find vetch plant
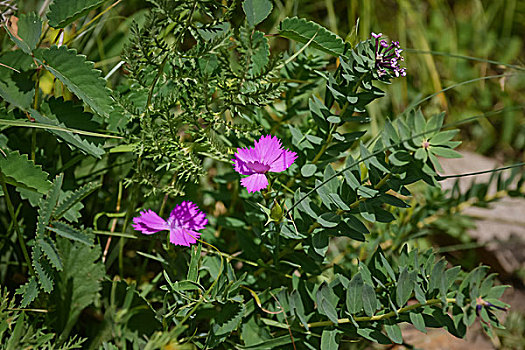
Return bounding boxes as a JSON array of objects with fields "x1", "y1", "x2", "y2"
[{"x1": 0, "y1": 0, "x2": 522, "y2": 349}]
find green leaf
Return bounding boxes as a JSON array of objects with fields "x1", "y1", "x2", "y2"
[
  {"x1": 35, "y1": 46, "x2": 114, "y2": 120},
  {"x1": 396, "y1": 268, "x2": 414, "y2": 307},
  {"x1": 36, "y1": 174, "x2": 63, "y2": 236},
  {"x1": 317, "y1": 283, "x2": 339, "y2": 323},
  {"x1": 54, "y1": 182, "x2": 100, "y2": 220},
  {"x1": 211, "y1": 302, "x2": 245, "y2": 336},
  {"x1": 236, "y1": 335, "x2": 292, "y2": 350},
  {"x1": 16, "y1": 277, "x2": 40, "y2": 308},
  {"x1": 47, "y1": 221, "x2": 93, "y2": 245},
  {"x1": 5, "y1": 12, "x2": 42, "y2": 54},
  {"x1": 48, "y1": 0, "x2": 106, "y2": 28},
  {"x1": 0, "y1": 70, "x2": 34, "y2": 110},
  {"x1": 30, "y1": 109, "x2": 104, "y2": 158},
  {"x1": 243, "y1": 0, "x2": 273, "y2": 27},
  {"x1": 0, "y1": 151, "x2": 51, "y2": 193},
  {"x1": 279, "y1": 17, "x2": 345, "y2": 56},
  {"x1": 289, "y1": 290, "x2": 308, "y2": 329},
  {"x1": 362, "y1": 283, "x2": 377, "y2": 316},
  {"x1": 187, "y1": 243, "x2": 201, "y2": 282},
  {"x1": 347, "y1": 272, "x2": 364, "y2": 314},
  {"x1": 318, "y1": 212, "x2": 340, "y2": 228},
  {"x1": 384, "y1": 321, "x2": 403, "y2": 344},
  {"x1": 38, "y1": 236, "x2": 63, "y2": 271},
  {"x1": 429, "y1": 259, "x2": 446, "y2": 294},
  {"x1": 32, "y1": 247, "x2": 54, "y2": 293},
  {"x1": 50, "y1": 238, "x2": 105, "y2": 336},
  {"x1": 249, "y1": 31, "x2": 270, "y2": 76},
  {"x1": 430, "y1": 130, "x2": 459, "y2": 145},
  {"x1": 410, "y1": 312, "x2": 427, "y2": 333},
  {"x1": 321, "y1": 329, "x2": 340, "y2": 350},
  {"x1": 430, "y1": 146, "x2": 462, "y2": 159},
  {"x1": 301, "y1": 164, "x2": 317, "y2": 177}
]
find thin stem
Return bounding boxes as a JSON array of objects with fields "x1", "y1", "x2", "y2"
[
  {"x1": 437, "y1": 162, "x2": 525, "y2": 180},
  {"x1": 102, "y1": 181, "x2": 123, "y2": 263},
  {"x1": 307, "y1": 298, "x2": 457, "y2": 328},
  {"x1": 0, "y1": 173, "x2": 34, "y2": 275}
]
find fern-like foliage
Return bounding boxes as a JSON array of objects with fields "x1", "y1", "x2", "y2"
[
  {"x1": 16, "y1": 175, "x2": 99, "y2": 305},
  {"x1": 121, "y1": 0, "x2": 282, "y2": 196}
]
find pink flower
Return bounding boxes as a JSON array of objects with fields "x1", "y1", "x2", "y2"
[
  {"x1": 132, "y1": 201, "x2": 207, "y2": 246},
  {"x1": 232, "y1": 135, "x2": 297, "y2": 193}
]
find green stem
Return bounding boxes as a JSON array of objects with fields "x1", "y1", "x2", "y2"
[
  {"x1": 307, "y1": 298, "x2": 457, "y2": 328},
  {"x1": 0, "y1": 173, "x2": 34, "y2": 275}
]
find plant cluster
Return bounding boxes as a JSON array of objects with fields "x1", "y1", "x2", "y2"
[{"x1": 0, "y1": 0, "x2": 522, "y2": 349}]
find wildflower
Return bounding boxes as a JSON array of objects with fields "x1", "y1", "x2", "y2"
[
  {"x1": 232, "y1": 135, "x2": 297, "y2": 193},
  {"x1": 370, "y1": 32, "x2": 406, "y2": 78},
  {"x1": 132, "y1": 201, "x2": 207, "y2": 246}
]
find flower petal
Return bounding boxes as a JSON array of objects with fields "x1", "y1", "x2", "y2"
[
  {"x1": 170, "y1": 228, "x2": 201, "y2": 246},
  {"x1": 240, "y1": 173, "x2": 268, "y2": 193},
  {"x1": 132, "y1": 210, "x2": 169, "y2": 235},
  {"x1": 233, "y1": 156, "x2": 255, "y2": 175},
  {"x1": 233, "y1": 145, "x2": 260, "y2": 175},
  {"x1": 255, "y1": 135, "x2": 283, "y2": 165},
  {"x1": 269, "y1": 149, "x2": 297, "y2": 172},
  {"x1": 169, "y1": 201, "x2": 208, "y2": 231}
]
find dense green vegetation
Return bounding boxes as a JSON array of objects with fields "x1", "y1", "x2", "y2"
[{"x1": 1, "y1": 0, "x2": 524, "y2": 349}]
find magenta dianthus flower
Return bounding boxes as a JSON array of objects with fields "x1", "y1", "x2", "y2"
[
  {"x1": 132, "y1": 201, "x2": 207, "y2": 246},
  {"x1": 232, "y1": 135, "x2": 297, "y2": 193}
]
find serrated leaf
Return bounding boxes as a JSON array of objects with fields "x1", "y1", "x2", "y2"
[
  {"x1": 5, "y1": 12, "x2": 42, "y2": 54},
  {"x1": 54, "y1": 182, "x2": 100, "y2": 220},
  {"x1": 243, "y1": 0, "x2": 273, "y2": 27},
  {"x1": 279, "y1": 17, "x2": 345, "y2": 56},
  {"x1": 249, "y1": 31, "x2": 269, "y2": 76},
  {"x1": 212, "y1": 302, "x2": 245, "y2": 336},
  {"x1": 32, "y1": 247, "x2": 54, "y2": 293},
  {"x1": 47, "y1": 221, "x2": 93, "y2": 245},
  {"x1": 48, "y1": 0, "x2": 105, "y2": 28},
  {"x1": 35, "y1": 46, "x2": 114, "y2": 120},
  {"x1": 36, "y1": 174, "x2": 63, "y2": 236},
  {"x1": 0, "y1": 151, "x2": 51, "y2": 193},
  {"x1": 50, "y1": 237, "x2": 105, "y2": 333},
  {"x1": 16, "y1": 276, "x2": 39, "y2": 308},
  {"x1": 347, "y1": 272, "x2": 364, "y2": 314},
  {"x1": 38, "y1": 237, "x2": 63, "y2": 271}
]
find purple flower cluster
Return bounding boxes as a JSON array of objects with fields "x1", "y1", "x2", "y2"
[{"x1": 371, "y1": 32, "x2": 406, "y2": 78}]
